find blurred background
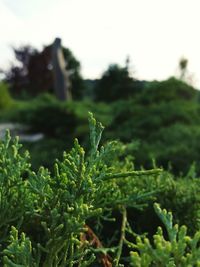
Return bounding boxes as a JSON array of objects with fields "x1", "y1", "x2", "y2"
[{"x1": 0, "y1": 0, "x2": 200, "y2": 175}]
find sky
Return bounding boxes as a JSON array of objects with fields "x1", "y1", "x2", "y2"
[{"x1": 0, "y1": 0, "x2": 200, "y2": 87}]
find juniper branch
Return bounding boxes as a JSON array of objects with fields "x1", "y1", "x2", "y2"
[
  {"x1": 113, "y1": 206, "x2": 127, "y2": 267},
  {"x1": 102, "y1": 168, "x2": 162, "y2": 181}
]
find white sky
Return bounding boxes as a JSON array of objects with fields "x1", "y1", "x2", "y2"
[{"x1": 0, "y1": 0, "x2": 200, "y2": 87}]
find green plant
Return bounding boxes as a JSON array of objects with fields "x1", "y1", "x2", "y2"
[
  {"x1": 0, "y1": 113, "x2": 162, "y2": 266},
  {"x1": 0, "y1": 83, "x2": 13, "y2": 110},
  {"x1": 0, "y1": 131, "x2": 31, "y2": 242},
  {"x1": 2, "y1": 113, "x2": 200, "y2": 266},
  {"x1": 94, "y1": 64, "x2": 141, "y2": 102},
  {"x1": 129, "y1": 204, "x2": 200, "y2": 266}
]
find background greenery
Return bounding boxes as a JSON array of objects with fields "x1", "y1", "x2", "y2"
[
  {"x1": 1, "y1": 45, "x2": 200, "y2": 265},
  {"x1": 1, "y1": 72, "x2": 200, "y2": 175}
]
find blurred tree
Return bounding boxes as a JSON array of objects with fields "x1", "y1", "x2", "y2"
[
  {"x1": 179, "y1": 57, "x2": 188, "y2": 81},
  {"x1": 4, "y1": 45, "x2": 37, "y2": 97},
  {"x1": 137, "y1": 77, "x2": 196, "y2": 105},
  {"x1": 94, "y1": 64, "x2": 143, "y2": 102},
  {"x1": 4, "y1": 44, "x2": 85, "y2": 100}
]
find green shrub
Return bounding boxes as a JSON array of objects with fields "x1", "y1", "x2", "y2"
[
  {"x1": 11, "y1": 94, "x2": 78, "y2": 138},
  {"x1": 129, "y1": 204, "x2": 200, "y2": 267},
  {"x1": 109, "y1": 85, "x2": 200, "y2": 174},
  {"x1": 7, "y1": 95, "x2": 112, "y2": 170},
  {"x1": 4, "y1": 77, "x2": 200, "y2": 176},
  {"x1": 0, "y1": 113, "x2": 162, "y2": 266},
  {"x1": 1, "y1": 113, "x2": 200, "y2": 266},
  {"x1": 138, "y1": 77, "x2": 197, "y2": 104},
  {"x1": 130, "y1": 170, "x2": 200, "y2": 237},
  {"x1": 10, "y1": 94, "x2": 112, "y2": 139},
  {"x1": 94, "y1": 64, "x2": 143, "y2": 102},
  {"x1": 0, "y1": 83, "x2": 13, "y2": 110}
]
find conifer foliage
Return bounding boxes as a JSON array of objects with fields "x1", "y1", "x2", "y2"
[
  {"x1": 0, "y1": 114, "x2": 200, "y2": 266},
  {"x1": 130, "y1": 204, "x2": 200, "y2": 266}
]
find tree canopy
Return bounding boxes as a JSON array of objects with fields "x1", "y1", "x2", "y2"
[
  {"x1": 4, "y1": 44, "x2": 85, "y2": 99},
  {"x1": 94, "y1": 64, "x2": 143, "y2": 102}
]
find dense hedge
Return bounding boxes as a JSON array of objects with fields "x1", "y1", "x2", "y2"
[{"x1": 1, "y1": 77, "x2": 200, "y2": 174}]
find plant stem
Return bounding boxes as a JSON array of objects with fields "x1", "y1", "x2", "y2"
[
  {"x1": 102, "y1": 169, "x2": 162, "y2": 181},
  {"x1": 113, "y1": 206, "x2": 127, "y2": 266},
  {"x1": 69, "y1": 234, "x2": 74, "y2": 267}
]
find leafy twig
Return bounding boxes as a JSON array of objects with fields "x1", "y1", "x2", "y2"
[{"x1": 113, "y1": 206, "x2": 127, "y2": 267}]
